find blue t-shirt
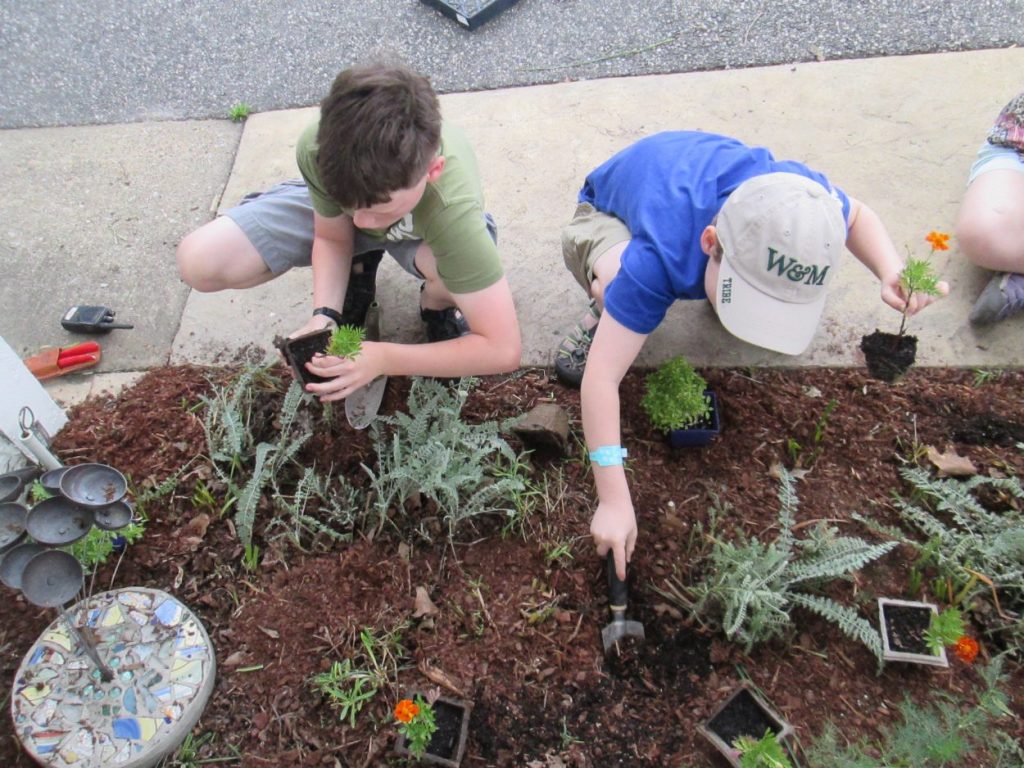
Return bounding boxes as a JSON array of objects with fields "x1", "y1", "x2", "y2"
[{"x1": 579, "y1": 131, "x2": 851, "y2": 334}]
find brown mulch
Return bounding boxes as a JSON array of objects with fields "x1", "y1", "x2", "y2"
[{"x1": 2, "y1": 363, "x2": 1022, "y2": 766}]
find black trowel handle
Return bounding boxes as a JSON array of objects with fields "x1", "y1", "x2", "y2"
[{"x1": 606, "y1": 552, "x2": 628, "y2": 614}]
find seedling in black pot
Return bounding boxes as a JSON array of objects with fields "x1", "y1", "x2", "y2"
[{"x1": 861, "y1": 233, "x2": 947, "y2": 383}]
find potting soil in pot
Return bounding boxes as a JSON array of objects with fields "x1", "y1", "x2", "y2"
[
  {"x1": 860, "y1": 330, "x2": 917, "y2": 383},
  {"x1": 706, "y1": 688, "x2": 781, "y2": 746},
  {"x1": 426, "y1": 699, "x2": 466, "y2": 760},
  {"x1": 883, "y1": 603, "x2": 933, "y2": 654}
]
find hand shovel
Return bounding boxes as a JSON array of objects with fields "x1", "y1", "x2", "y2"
[
  {"x1": 601, "y1": 552, "x2": 645, "y2": 655},
  {"x1": 344, "y1": 301, "x2": 386, "y2": 430}
]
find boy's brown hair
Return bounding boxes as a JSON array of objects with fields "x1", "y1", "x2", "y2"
[{"x1": 317, "y1": 63, "x2": 442, "y2": 210}]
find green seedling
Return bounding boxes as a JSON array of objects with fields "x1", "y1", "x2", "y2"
[
  {"x1": 788, "y1": 398, "x2": 838, "y2": 469},
  {"x1": 896, "y1": 256, "x2": 943, "y2": 338},
  {"x1": 395, "y1": 695, "x2": 437, "y2": 758},
  {"x1": 734, "y1": 729, "x2": 793, "y2": 768},
  {"x1": 972, "y1": 368, "x2": 1002, "y2": 387},
  {"x1": 309, "y1": 626, "x2": 407, "y2": 727},
  {"x1": 641, "y1": 355, "x2": 711, "y2": 431},
  {"x1": 242, "y1": 543, "x2": 260, "y2": 572},
  {"x1": 192, "y1": 480, "x2": 236, "y2": 518},
  {"x1": 325, "y1": 324, "x2": 365, "y2": 359},
  {"x1": 924, "y1": 606, "x2": 965, "y2": 655},
  {"x1": 310, "y1": 659, "x2": 377, "y2": 727},
  {"x1": 228, "y1": 102, "x2": 252, "y2": 122},
  {"x1": 543, "y1": 539, "x2": 574, "y2": 565},
  {"x1": 30, "y1": 481, "x2": 53, "y2": 504},
  {"x1": 66, "y1": 521, "x2": 145, "y2": 575},
  {"x1": 560, "y1": 716, "x2": 583, "y2": 749}
]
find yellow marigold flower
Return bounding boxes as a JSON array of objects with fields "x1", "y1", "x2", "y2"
[
  {"x1": 953, "y1": 635, "x2": 979, "y2": 664},
  {"x1": 925, "y1": 231, "x2": 951, "y2": 251},
  {"x1": 394, "y1": 698, "x2": 420, "y2": 724}
]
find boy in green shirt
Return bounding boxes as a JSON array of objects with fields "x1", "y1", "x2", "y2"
[{"x1": 176, "y1": 63, "x2": 521, "y2": 400}]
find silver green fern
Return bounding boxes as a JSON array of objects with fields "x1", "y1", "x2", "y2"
[
  {"x1": 362, "y1": 377, "x2": 528, "y2": 539},
  {"x1": 664, "y1": 469, "x2": 896, "y2": 658},
  {"x1": 856, "y1": 467, "x2": 1024, "y2": 590}
]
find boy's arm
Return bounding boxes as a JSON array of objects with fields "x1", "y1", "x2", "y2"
[
  {"x1": 845, "y1": 197, "x2": 949, "y2": 314},
  {"x1": 581, "y1": 313, "x2": 648, "y2": 581},
  {"x1": 305, "y1": 276, "x2": 522, "y2": 398},
  {"x1": 291, "y1": 212, "x2": 357, "y2": 337}
]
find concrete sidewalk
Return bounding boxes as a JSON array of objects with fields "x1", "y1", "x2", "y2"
[{"x1": 1, "y1": 48, "x2": 1022, "y2": 407}]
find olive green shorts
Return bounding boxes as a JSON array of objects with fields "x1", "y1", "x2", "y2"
[{"x1": 561, "y1": 202, "x2": 631, "y2": 293}]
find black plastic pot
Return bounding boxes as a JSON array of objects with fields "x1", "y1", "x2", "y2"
[
  {"x1": 878, "y1": 598, "x2": 948, "y2": 667},
  {"x1": 697, "y1": 683, "x2": 793, "y2": 768},
  {"x1": 278, "y1": 329, "x2": 333, "y2": 386},
  {"x1": 668, "y1": 391, "x2": 721, "y2": 448},
  {"x1": 860, "y1": 330, "x2": 917, "y2": 383},
  {"x1": 394, "y1": 695, "x2": 472, "y2": 767}
]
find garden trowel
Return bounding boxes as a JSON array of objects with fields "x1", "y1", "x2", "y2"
[
  {"x1": 601, "y1": 552, "x2": 645, "y2": 655},
  {"x1": 345, "y1": 301, "x2": 386, "y2": 430}
]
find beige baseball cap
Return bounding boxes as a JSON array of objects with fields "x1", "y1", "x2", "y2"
[{"x1": 714, "y1": 172, "x2": 846, "y2": 355}]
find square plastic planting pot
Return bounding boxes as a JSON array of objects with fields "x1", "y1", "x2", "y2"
[
  {"x1": 668, "y1": 391, "x2": 721, "y2": 448},
  {"x1": 278, "y1": 329, "x2": 332, "y2": 386},
  {"x1": 697, "y1": 683, "x2": 793, "y2": 768},
  {"x1": 878, "y1": 597, "x2": 948, "y2": 667},
  {"x1": 393, "y1": 695, "x2": 472, "y2": 767}
]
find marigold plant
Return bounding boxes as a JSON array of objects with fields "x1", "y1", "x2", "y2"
[
  {"x1": 925, "y1": 230, "x2": 951, "y2": 251},
  {"x1": 394, "y1": 698, "x2": 419, "y2": 723},
  {"x1": 394, "y1": 695, "x2": 437, "y2": 758},
  {"x1": 954, "y1": 635, "x2": 980, "y2": 664}
]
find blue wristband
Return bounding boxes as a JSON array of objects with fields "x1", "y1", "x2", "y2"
[{"x1": 589, "y1": 445, "x2": 627, "y2": 467}]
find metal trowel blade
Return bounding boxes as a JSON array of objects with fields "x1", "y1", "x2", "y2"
[{"x1": 345, "y1": 375, "x2": 387, "y2": 430}]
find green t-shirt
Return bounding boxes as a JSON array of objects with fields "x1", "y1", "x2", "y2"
[{"x1": 296, "y1": 120, "x2": 503, "y2": 295}]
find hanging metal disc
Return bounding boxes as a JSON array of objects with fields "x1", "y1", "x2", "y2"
[
  {"x1": 26, "y1": 497, "x2": 94, "y2": 546},
  {"x1": 0, "y1": 475, "x2": 23, "y2": 504},
  {"x1": 39, "y1": 466, "x2": 70, "y2": 494},
  {"x1": 93, "y1": 500, "x2": 133, "y2": 531},
  {"x1": 0, "y1": 502, "x2": 28, "y2": 553},
  {"x1": 60, "y1": 464, "x2": 127, "y2": 508},
  {"x1": 0, "y1": 542, "x2": 47, "y2": 589},
  {"x1": 21, "y1": 550, "x2": 83, "y2": 607}
]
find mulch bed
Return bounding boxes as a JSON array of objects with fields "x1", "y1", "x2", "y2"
[{"x1": 2, "y1": 363, "x2": 1022, "y2": 766}]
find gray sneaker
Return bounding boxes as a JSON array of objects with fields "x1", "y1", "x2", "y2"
[{"x1": 969, "y1": 272, "x2": 1024, "y2": 325}]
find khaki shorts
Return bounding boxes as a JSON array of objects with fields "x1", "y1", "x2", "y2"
[{"x1": 561, "y1": 202, "x2": 631, "y2": 293}]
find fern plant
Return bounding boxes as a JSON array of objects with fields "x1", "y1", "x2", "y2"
[
  {"x1": 362, "y1": 377, "x2": 529, "y2": 539},
  {"x1": 641, "y1": 355, "x2": 711, "y2": 431},
  {"x1": 661, "y1": 469, "x2": 897, "y2": 658},
  {"x1": 856, "y1": 467, "x2": 1024, "y2": 609}
]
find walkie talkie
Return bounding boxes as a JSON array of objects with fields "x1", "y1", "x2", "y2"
[{"x1": 61, "y1": 306, "x2": 134, "y2": 333}]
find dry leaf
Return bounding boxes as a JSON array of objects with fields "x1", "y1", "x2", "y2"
[
  {"x1": 413, "y1": 586, "x2": 439, "y2": 618},
  {"x1": 417, "y1": 660, "x2": 465, "y2": 697},
  {"x1": 223, "y1": 650, "x2": 247, "y2": 666},
  {"x1": 926, "y1": 445, "x2": 977, "y2": 477},
  {"x1": 258, "y1": 626, "x2": 280, "y2": 640},
  {"x1": 184, "y1": 512, "x2": 211, "y2": 537}
]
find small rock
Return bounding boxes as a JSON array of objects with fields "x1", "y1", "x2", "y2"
[{"x1": 512, "y1": 403, "x2": 570, "y2": 454}]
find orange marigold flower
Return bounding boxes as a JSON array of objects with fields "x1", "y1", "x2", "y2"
[
  {"x1": 954, "y1": 635, "x2": 980, "y2": 664},
  {"x1": 394, "y1": 699, "x2": 420, "y2": 723},
  {"x1": 925, "y1": 231, "x2": 951, "y2": 251}
]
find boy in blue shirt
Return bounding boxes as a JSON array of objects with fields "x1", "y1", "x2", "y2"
[{"x1": 555, "y1": 131, "x2": 948, "y2": 579}]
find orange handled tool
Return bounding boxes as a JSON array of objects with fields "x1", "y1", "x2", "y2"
[{"x1": 24, "y1": 342, "x2": 102, "y2": 380}]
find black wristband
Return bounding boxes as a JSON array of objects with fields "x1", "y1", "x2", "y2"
[{"x1": 312, "y1": 307, "x2": 344, "y2": 326}]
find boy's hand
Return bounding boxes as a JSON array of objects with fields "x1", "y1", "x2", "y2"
[
  {"x1": 880, "y1": 271, "x2": 950, "y2": 315},
  {"x1": 289, "y1": 314, "x2": 335, "y2": 339},
  {"x1": 590, "y1": 501, "x2": 637, "y2": 582},
  {"x1": 305, "y1": 341, "x2": 387, "y2": 402}
]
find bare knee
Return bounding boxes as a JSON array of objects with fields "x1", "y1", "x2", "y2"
[
  {"x1": 176, "y1": 232, "x2": 219, "y2": 292},
  {"x1": 956, "y1": 206, "x2": 1020, "y2": 271}
]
